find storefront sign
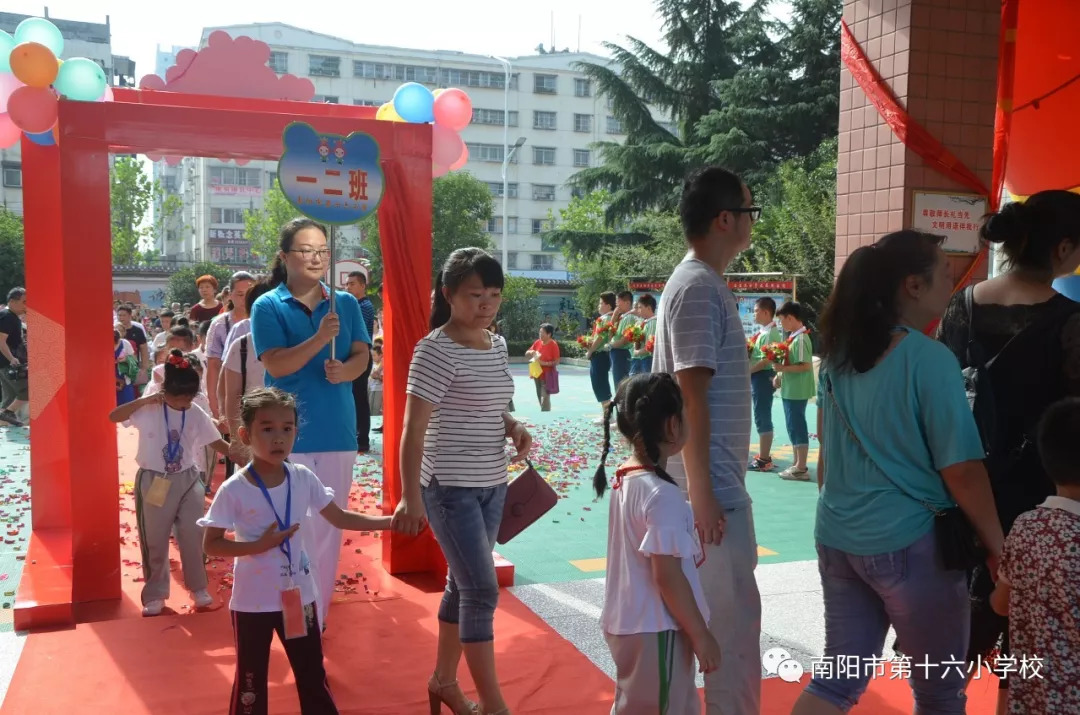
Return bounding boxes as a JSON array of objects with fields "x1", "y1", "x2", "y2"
[
  {"x1": 209, "y1": 184, "x2": 263, "y2": 197},
  {"x1": 911, "y1": 191, "x2": 987, "y2": 253},
  {"x1": 208, "y1": 228, "x2": 251, "y2": 244}
]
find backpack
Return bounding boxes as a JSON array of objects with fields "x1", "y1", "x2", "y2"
[{"x1": 962, "y1": 286, "x2": 1079, "y2": 460}]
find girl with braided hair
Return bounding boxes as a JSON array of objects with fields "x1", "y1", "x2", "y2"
[{"x1": 594, "y1": 372, "x2": 720, "y2": 714}]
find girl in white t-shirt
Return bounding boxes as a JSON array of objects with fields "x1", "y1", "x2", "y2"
[
  {"x1": 108, "y1": 350, "x2": 235, "y2": 616},
  {"x1": 199, "y1": 386, "x2": 396, "y2": 715},
  {"x1": 593, "y1": 372, "x2": 720, "y2": 714}
]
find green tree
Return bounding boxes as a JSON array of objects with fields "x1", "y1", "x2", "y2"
[
  {"x1": 0, "y1": 209, "x2": 25, "y2": 299},
  {"x1": 573, "y1": 0, "x2": 840, "y2": 223},
  {"x1": 164, "y1": 262, "x2": 234, "y2": 307},
  {"x1": 110, "y1": 156, "x2": 153, "y2": 265},
  {"x1": 244, "y1": 179, "x2": 301, "y2": 262},
  {"x1": 362, "y1": 172, "x2": 494, "y2": 283},
  {"x1": 738, "y1": 137, "x2": 837, "y2": 318},
  {"x1": 499, "y1": 275, "x2": 542, "y2": 342}
]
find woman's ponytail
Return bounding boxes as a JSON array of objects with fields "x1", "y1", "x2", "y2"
[
  {"x1": 592, "y1": 402, "x2": 616, "y2": 498},
  {"x1": 268, "y1": 255, "x2": 288, "y2": 287},
  {"x1": 429, "y1": 270, "x2": 451, "y2": 330}
]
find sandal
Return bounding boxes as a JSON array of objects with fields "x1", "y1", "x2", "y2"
[{"x1": 427, "y1": 672, "x2": 478, "y2": 715}]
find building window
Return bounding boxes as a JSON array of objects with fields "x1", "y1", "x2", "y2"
[
  {"x1": 353, "y1": 61, "x2": 439, "y2": 84},
  {"x1": 485, "y1": 217, "x2": 519, "y2": 234},
  {"x1": 269, "y1": 51, "x2": 288, "y2": 74},
  {"x1": 352, "y1": 99, "x2": 381, "y2": 106},
  {"x1": 209, "y1": 167, "x2": 262, "y2": 186},
  {"x1": 540, "y1": 236, "x2": 561, "y2": 252},
  {"x1": 308, "y1": 55, "x2": 340, "y2": 77},
  {"x1": 473, "y1": 108, "x2": 519, "y2": 127},
  {"x1": 487, "y1": 181, "x2": 518, "y2": 198},
  {"x1": 210, "y1": 208, "x2": 245, "y2": 224},
  {"x1": 162, "y1": 175, "x2": 177, "y2": 191},
  {"x1": 531, "y1": 254, "x2": 555, "y2": 271},
  {"x1": 606, "y1": 116, "x2": 624, "y2": 134},
  {"x1": 1, "y1": 162, "x2": 21, "y2": 188},
  {"x1": 532, "y1": 184, "x2": 556, "y2": 201},
  {"x1": 440, "y1": 68, "x2": 518, "y2": 90},
  {"x1": 466, "y1": 143, "x2": 506, "y2": 163},
  {"x1": 572, "y1": 149, "x2": 591, "y2": 167},
  {"x1": 166, "y1": 229, "x2": 178, "y2": 242},
  {"x1": 506, "y1": 252, "x2": 518, "y2": 270},
  {"x1": 532, "y1": 146, "x2": 556, "y2": 165},
  {"x1": 313, "y1": 95, "x2": 339, "y2": 104},
  {"x1": 531, "y1": 218, "x2": 552, "y2": 234},
  {"x1": 574, "y1": 78, "x2": 591, "y2": 97},
  {"x1": 533, "y1": 74, "x2": 557, "y2": 94},
  {"x1": 533, "y1": 111, "x2": 556, "y2": 130},
  {"x1": 570, "y1": 186, "x2": 586, "y2": 199},
  {"x1": 573, "y1": 114, "x2": 592, "y2": 132}
]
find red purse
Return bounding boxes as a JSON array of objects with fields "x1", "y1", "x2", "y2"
[{"x1": 497, "y1": 460, "x2": 558, "y2": 544}]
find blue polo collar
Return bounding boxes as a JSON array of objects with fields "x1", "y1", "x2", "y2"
[{"x1": 273, "y1": 281, "x2": 331, "y2": 306}]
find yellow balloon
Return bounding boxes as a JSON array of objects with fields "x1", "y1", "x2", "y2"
[
  {"x1": 376, "y1": 102, "x2": 405, "y2": 122},
  {"x1": 433, "y1": 88, "x2": 445, "y2": 98}
]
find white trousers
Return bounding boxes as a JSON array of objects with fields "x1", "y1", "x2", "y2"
[
  {"x1": 290, "y1": 451, "x2": 356, "y2": 626},
  {"x1": 699, "y1": 506, "x2": 762, "y2": 715}
]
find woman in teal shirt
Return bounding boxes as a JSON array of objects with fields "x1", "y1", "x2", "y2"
[{"x1": 791, "y1": 231, "x2": 1004, "y2": 715}]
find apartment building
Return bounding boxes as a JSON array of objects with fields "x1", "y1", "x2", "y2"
[
  {"x1": 154, "y1": 22, "x2": 668, "y2": 278},
  {"x1": 0, "y1": 11, "x2": 135, "y2": 216}
]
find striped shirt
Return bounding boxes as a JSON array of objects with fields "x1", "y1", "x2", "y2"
[
  {"x1": 653, "y1": 258, "x2": 752, "y2": 509},
  {"x1": 357, "y1": 296, "x2": 375, "y2": 342},
  {"x1": 406, "y1": 328, "x2": 514, "y2": 488}
]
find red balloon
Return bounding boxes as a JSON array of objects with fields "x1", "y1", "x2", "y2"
[
  {"x1": 1007, "y1": 0, "x2": 1080, "y2": 195},
  {"x1": 0, "y1": 114, "x2": 20, "y2": 149},
  {"x1": 6, "y1": 85, "x2": 57, "y2": 134},
  {"x1": 433, "y1": 88, "x2": 473, "y2": 132},
  {"x1": 450, "y1": 144, "x2": 469, "y2": 171},
  {"x1": 432, "y1": 124, "x2": 465, "y2": 168}
]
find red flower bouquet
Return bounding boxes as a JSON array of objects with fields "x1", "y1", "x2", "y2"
[
  {"x1": 747, "y1": 336, "x2": 757, "y2": 358},
  {"x1": 623, "y1": 323, "x2": 646, "y2": 346},
  {"x1": 645, "y1": 336, "x2": 655, "y2": 354},
  {"x1": 592, "y1": 317, "x2": 616, "y2": 338},
  {"x1": 762, "y1": 342, "x2": 790, "y2": 364},
  {"x1": 576, "y1": 334, "x2": 591, "y2": 348}
]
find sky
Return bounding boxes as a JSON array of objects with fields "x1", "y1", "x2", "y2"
[{"x1": 6, "y1": 0, "x2": 676, "y2": 80}]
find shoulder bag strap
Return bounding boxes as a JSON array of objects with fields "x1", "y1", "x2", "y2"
[
  {"x1": 239, "y1": 335, "x2": 248, "y2": 394},
  {"x1": 824, "y1": 373, "x2": 945, "y2": 516}
]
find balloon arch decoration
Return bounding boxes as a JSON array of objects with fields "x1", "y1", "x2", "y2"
[{"x1": 3, "y1": 22, "x2": 461, "y2": 630}]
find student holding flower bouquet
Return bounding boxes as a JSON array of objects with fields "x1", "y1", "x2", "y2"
[
  {"x1": 770, "y1": 301, "x2": 814, "y2": 480},
  {"x1": 608, "y1": 291, "x2": 639, "y2": 387},
  {"x1": 629, "y1": 294, "x2": 657, "y2": 375},
  {"x1": 748, "y1": 297, "x2": 783, "y2": 472},
  {"x1": 585, "y1": 292, "x2": 619, "y2": 422}
]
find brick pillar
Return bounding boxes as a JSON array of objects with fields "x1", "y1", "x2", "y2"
[{"x1": 835, "y1": 0, "x2": 1000, "y2": 279}]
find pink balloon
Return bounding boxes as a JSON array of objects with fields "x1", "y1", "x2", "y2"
[
  {"x1": 96, "y1": 85, "x2": 114, "y2": 102},
  {"x1": 235, "y1": 158, "x2": 251, "y2": 166},
  {"x1": 433, "y1": 88, "x2": 473, "y2": 132},
  {"x1": 432, "y1": 124, "x2": 465, "y2": 168},
  {"x1": 7, "y1": 85, "x2": 57, "y2": 134},
  {"x1": 165, "y1": 155, "x2": 183, "y2": 166},
  {"x1": 449, "y1": 143, "x2": 469, "y2": 171},
  {"x1": 432, "y1": 163, "x2": 450, "y2": 178},
  {"x1": 0, "y1": 114, "x2": 21, "y2": 149},
  {"x1": 0, "y1": 74, "x2": 24, "y2": 114}
]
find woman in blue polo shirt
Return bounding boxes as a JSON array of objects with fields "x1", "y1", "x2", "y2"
[{"x1": 250, "y1": 217, "x2": 371, "y2": 627}]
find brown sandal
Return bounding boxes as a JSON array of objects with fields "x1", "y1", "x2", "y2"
[{"x1": 427, "y1": 672, "x2": 478, "y2": 715}]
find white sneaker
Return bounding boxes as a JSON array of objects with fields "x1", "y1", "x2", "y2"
[
  {"x1": 192, "y1": 589, "x2": 214, "y2": 609},
  {"x1": 142, "y1": 599, "x2": 165, "y2": 617}
]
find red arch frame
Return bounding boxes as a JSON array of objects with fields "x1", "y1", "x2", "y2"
[{"x1": 15, "y1": 89, "x2": 440, "y2": 629}]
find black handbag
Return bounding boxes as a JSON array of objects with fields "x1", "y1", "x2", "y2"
[{"x1": 824, "y1": 373, "x2": 984, "y2": 571}]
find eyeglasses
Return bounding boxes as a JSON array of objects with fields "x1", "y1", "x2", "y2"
[
  {"x1": 288, "y1": 248, "x2": 331, "y2": 261},
  {"x1": 721, "y1": 206, "x2": 762, "y2": 222}
]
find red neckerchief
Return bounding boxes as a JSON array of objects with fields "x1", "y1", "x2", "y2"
[
  {"x1": 612, "y1": 464, "x2": 652, "y2": 490},
  {"x1": 784, "y1": 327, "x2": 810, "y2": 346}
]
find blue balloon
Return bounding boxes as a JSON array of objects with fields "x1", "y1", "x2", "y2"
[
  {"x1": 392, "y1": 82, "x2": 435, "y2": 124},
  {"x1": 13, "y1": 18, "x2": 63, "y2": 57},
  {"x1": 0, "y1": 31, "x2": 14, "y2": 73},
  {"x1": 26, "y1": 129, "x2": 54, "y2": 146}
]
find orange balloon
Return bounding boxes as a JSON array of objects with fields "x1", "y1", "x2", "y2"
[
  {"x1": 52, "y1": 123, "x2": 60, "y2": 145},
  {"x1": 9, "y1": 42, "x2": 59, "y2": 88}
]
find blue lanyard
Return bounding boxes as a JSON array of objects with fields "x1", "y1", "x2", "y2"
[
  {"x1": 163, "y1": 404, "x2": 186, "y2": 464},
  {"x1": 247, "y1": 463, "x2": 292, "y2": 569}
]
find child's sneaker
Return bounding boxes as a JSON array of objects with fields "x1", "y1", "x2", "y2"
[
  {"x1": 748, "y1": 456, "x2": 774, "y2": 472},
  {"x1": 192, "y1": 589, "x2": 214, "y2": 609},
  {"x1": 779, "y1": 466, "x2": 810, "y2": 481},
  {"x1": 142, "y1": 599, "x2": 165, "y2": 617}
]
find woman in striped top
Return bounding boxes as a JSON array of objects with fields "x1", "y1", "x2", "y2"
[{"x1": 396, "y1": 248, "x2": 533, "y2": 715}]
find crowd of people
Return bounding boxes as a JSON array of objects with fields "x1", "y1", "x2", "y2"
[{"x1": 4, "y1": 162, "x2": 1077, "y2": 714}]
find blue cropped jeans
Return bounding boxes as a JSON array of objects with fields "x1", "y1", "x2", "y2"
[{"x1": 422, "y1": 477, "x2": 508, "y2": 643}]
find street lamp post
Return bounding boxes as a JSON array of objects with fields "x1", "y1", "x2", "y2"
[{"x1": 491, "y1": 55, "x2": 514, "y2": 269}]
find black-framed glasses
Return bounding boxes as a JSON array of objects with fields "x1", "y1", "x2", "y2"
[
  {"x1": 288, "y1": 248, "x2": 331, "y2": 260},
  {"x1": 721, "y1": 206, "x2": 762, "y2": 222}
]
